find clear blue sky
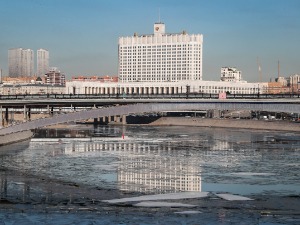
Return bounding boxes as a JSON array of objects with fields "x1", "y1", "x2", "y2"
[{"x1": 0, "y1": 0, "x2": 299, "y2": 82}]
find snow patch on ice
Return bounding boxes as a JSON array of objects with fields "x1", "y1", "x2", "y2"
[
  {"x1": 174, "y1": 210, "x2": 202, "y2": 214},
  {"x1": 103, "y1": 191, "x2": 209, "y2": 204},
  {"x1": 215, "y1": 193, "x2": 253, "y2": 201},
  {"x1": 133, "y1": 201, "x2": 197, "y2": 208}
]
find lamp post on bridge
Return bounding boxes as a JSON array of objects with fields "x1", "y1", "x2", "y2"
[{"x1": 186, "y1": 85, "x2": 190, "y2": 99}]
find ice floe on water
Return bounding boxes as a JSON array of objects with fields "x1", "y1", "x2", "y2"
[
  {"x1": 174, "y1": 211, "x2": 202, "y2": 214},
  {"x1": 231, "y1": 172, "x2": 275, "y2": 176},
  {"x1": 103, "y1": 191, "x2": 254, "y2": 205},
  {"x1": 215, "y1": 193, "x2": 253, "y2": 201},
  {"x1": 133, "y1": 201, "x2": 197, "y2": 208},
  {"x1": 103, "y1": 191, "x2": 209, "y2": 204}
]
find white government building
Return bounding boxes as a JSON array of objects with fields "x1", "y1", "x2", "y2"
[
  {"x1": 119, "y1": 22, "x2": 203, "y2": 82},
  {"x1": 66, "y1": 22, "x2": 267, "y2": 95}
]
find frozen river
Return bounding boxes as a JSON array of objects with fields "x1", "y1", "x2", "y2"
[{"x1": 0, "y1": 124, "x2": 299, "y2": 224}]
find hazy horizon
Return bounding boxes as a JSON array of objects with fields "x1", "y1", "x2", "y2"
[{"x1": 0, "y1": 0, "x2": 299, "y2": 82}]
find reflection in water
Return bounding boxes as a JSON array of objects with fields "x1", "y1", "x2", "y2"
[
  {"x1": 0, "y1": 125, "x2": 299, "y2": 198},
  {"x1": 0, "y1": 140, "x2": 32, "y2": 202},
  {"x1": 0, "y1": 139, "x2": 30, "y2": 156},
  {"x1": 63, "y1": 141, "x2": 201, "y2": 193}
]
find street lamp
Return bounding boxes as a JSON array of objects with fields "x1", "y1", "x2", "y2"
[{"x1": 186, "y1": 85, "x2": 190, "y2": 99}]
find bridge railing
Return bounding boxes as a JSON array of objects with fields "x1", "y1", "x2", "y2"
[{"x1": 0, "y1": 93, "x2": 300, "y2": 100}]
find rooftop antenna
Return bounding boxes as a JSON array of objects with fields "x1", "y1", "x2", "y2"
[
  {"x1": 278, "y1": 60, "x2": 280, "y2": 78},
  {"x1": 257, "y1": 57, "x2": 262, "y2": 82},
  {"x1": 158, "y1": 8, "x2": 161, "y2": 23}
]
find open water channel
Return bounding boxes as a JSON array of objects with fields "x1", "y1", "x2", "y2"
[{"x1": 0, "y1": 124, "x2": 299, "y2": 224}]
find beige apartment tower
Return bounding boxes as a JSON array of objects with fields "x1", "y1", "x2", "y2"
[
  {"x1": 8, "y1": 48, "x2": 34, "y2": 77},
  {"x1": 37, "y1": 49, "x2": 49, "y2": 77}
]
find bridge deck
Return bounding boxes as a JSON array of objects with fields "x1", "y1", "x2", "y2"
[{"x1": 0, "y1": 101, "x2": 300, "y2": 135}]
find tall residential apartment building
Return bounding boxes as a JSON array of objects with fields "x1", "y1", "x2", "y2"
[
  {"x1": 37, "y1": 49, "x2": 49, "y2": 77},
  {"x1": 8, "y1": 48, "x2": 34, "y2": 77},
  {"x1": 118, "y1": 22, "x2": 203, "y2": 82}
]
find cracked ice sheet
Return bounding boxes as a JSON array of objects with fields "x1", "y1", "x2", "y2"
[
  {"x1": 133, "y1": 201, "x2": 197, "y2": 208},
  {"x1": 103, "y1": 191, "x2": 209, "y2": 204},
  {"x1": 215, "y1": 193, "x2": 253, "y2": 201},
  {"x1": 174, "y1": 211, "x2": 202, "y2": 214}
]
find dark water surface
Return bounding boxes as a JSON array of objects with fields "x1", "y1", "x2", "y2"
[{"x1": 0, "y1": 124, "x2": 299, "y2": 224}]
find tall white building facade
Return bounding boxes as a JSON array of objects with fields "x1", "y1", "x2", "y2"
[
  {"x1": 37, "y1": 49, "x2": 49, "y2": 77},
  {"x1": 118, "y1": 22, "x2": 203, "y2": 82},
  {"x1": 8, "y1": 48, "x2": 34, "y2": 77}
]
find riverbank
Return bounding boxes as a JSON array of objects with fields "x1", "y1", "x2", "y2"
[
  {"x1": 0, "y1": 130, "x2": 33, "y2": 146},
  {"x1": 149, "y1": 117, "x2": 300, "y2": 132}
]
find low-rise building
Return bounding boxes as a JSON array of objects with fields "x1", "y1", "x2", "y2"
[
  {"x1": 66, "y1": 79, "x2": 267, "y2": 95},
  {"x1": 220, "y1": 67, "x2": 242, "y2": 82},
  {"x1": 0, "y1": 83, "x2": 65, "y2": 95},
  {"x1": 288, "y1": 74, "x2": 300, "y2": 93},
  {"x1": 45, "y1": 67, "x2": 65, "y2": 86}
]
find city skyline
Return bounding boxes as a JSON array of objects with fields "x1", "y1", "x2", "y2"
[
  {"x1": 8, "y1": 48, "x2": 49, "y2": 77},
  {"x1": 0, "y1": 0, "x2": 299, "y2": 82}
]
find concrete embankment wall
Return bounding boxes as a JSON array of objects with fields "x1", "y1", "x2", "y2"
[
  {"x1": 0, "y1": 130, "x2": 33, "y2": 146},
  {"x1": 150, "y1": 117, "x2": 300, "y2": 132}
]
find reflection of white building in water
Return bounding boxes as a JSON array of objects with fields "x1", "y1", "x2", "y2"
[{"x1": 63, "y1": 140, "x2": 201, "y2": 193}]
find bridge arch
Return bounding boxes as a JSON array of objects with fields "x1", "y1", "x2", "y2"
[{"x1": 0, "y1": 101, "x2": 299, "y2": 135}]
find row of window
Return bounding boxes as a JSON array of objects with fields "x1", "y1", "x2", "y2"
[
  {"x1": 120, "y1": 49, "x2": 201, "y2": 53},
  {"x1": 120, "y1": 61, "x2": 201, "y2": 65},
  {"x1": 119, "y1": 54, "x2": 201, "y2": 60},
  {"x1": 200, "y1": 86, "x2": 257, "y2": 91},
  {"x1": 120, "y1": 44, "x2": 201, "y2": 48}
]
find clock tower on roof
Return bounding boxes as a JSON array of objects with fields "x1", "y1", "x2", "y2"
[{"x1": 154, "y1": 22, "x2": 165, "y2": 36}]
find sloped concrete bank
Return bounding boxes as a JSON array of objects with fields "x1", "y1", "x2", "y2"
[
  {"x1": 150, "y1": 117, "x2": 300, "y2": 132},
  {"x1": 0, "y1": 130, "x2": 33, "y2": 146}
]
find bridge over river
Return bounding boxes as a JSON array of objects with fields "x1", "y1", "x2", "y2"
[{"x1": 0, "y1": 98, "x2": 300, "y2": 135}]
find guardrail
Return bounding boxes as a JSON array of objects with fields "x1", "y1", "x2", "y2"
[{"x1": 0, "y1": 93, "x2": 300, "y2": 100}]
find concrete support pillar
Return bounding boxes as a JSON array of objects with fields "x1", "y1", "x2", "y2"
[
  {"x1": 99, "y1": 117, "x2": 104, "y2": 124},
  {"x1": 23, "y1": 105, "x2": 27, "y2": 121},
  {"x1": 28, "y1": 107, "x2": 31, "y2": 120},
  {"x1": 104, "y1": 116, "x2": 108, "y2": 123},
  {"x1": 122, "y1": 115, "x2": 127, "y2": 125},
  {"x1": 0, "y1": 106, "x2": 2, "y2": 127},
  {"x1": 5, "y1": 108, "x2": 8, "y2": 125}
]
